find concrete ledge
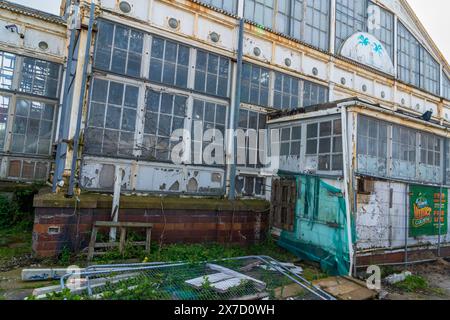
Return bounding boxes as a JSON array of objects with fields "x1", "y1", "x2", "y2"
[{"x1": 34, "y1": 192, "x2": 270, "y2": 211}]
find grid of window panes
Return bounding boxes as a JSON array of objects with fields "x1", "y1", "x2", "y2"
[
  {"x1": 273, "y1": 72, "x2": 300, "y2": 110},
  {"x1": 0, "y1": 95, "x2": 10, "y2": 150},
  {"x1": 279, "y1": 126, "x2": 302, "y2": 157},
  {"x1": 368, "y1": 2, "x2": 394, "y2": 60},
  {"x1": 237, "y1": 108, "x2": 267, "y2": 168},
  {"x1": 398, "y1": 22, "x2": 440, "y2": 96},
  {"x1": 242, "y1": 63, "x2": 328, "y2": 109},
  {"x1": 357, "y1": 116, "x2": 446, "y2": 184},
  {"x1": 303, "y1": 0, "x2": 330, "y2": 51},
  {"x1": 303, "y1": 80, "x2": 328, "y2": 107},
  {"x1": 194, "y1": 50, "x2": 230, "y2": 97},
  {"x1": 198, "y1": 0, "x2": 238, "y2": 14},
  {"x1": 0, "y1": 51, "x2": 15, "y2": 90},
  {"x1": 444, "y1": 74, "x2": 450, "y2": 101},
  {"x1": 397, "y1": 22, "x2": 421, "y2": 88},
  {"x1": 423, "y1": 49, "x2": 440, "y2": 95},
  {"x1": 0, "y1": 51, "x2": 60, "y2": 173},
  {"x1": 191, "y1": 99, "x2": 227, "y2": 165},
  {"x1": 392, "y1": 125, "x2": 416, "y2": 164},
  {"x1": 244, "y1": 0, "x2": 275, "y2": 29},
  {"x1": 336, "y1": 0, "x2": 394, "y2": 60},
  {"x1": 335, "y1": 0, "x2": 367, "y2": 51},
  {"x1": 241, "y1": 63, "x2": 270, "y2": 107},
  {"x1": 280, "y1": 0, "x2": 330, "y2": 51},
  {"x1": 236, "y1": 175, "x2": 265, "y2": 197},
  {"x1": 420, "y1": 133, "x2": 441, "y2": 167},
  {"x1": 94, "y1": 20, "x2": 144, "y2": 77},
  {"x1": 357, "y1": 115, "x2": 388, "y2": 176},
  {"x1": 149, "y1": 37, "x2": 190, "y2": 88},
  {"x1": 19, "y1": 57, "x2": 60, "y2": 98},
  {"x1": 142, "y1": 89, "x2": 187, "y2": 161},
  {"x1": 11, "y1": 99, "x2": 54, "y2": 155},
  {"x1": 306, "y1": 119, "x2": 343, "y2": 171},
  {"x1": 85, "y1": 78, "x2": 139, "y2": 157}
]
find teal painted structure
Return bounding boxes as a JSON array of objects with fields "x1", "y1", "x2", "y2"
[{"x1": 278, "y1": 174, "x2": 356, "y2": 275}]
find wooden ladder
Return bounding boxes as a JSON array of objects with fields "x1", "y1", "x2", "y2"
[{"x1": 87, "y1": 221, "x2": 153, "y2": 261}]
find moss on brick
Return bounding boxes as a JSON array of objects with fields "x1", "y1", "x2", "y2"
[{"x1": 34, "y1": 192, "x2": 270, "y2": 212}]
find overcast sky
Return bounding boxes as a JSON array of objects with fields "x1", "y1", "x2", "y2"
[{"x1": 7, "y1": 0, "x2": 450, "y2": 62}]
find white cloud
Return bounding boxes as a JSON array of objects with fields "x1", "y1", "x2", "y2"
[
  {"x1": 7, "y1": 0, "x2": 61, "y2": 15},
  {"x1": 407, "y1": 0, "x2": 450, "y2": 63}
]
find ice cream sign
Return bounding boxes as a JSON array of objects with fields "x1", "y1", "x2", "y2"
[{"x1": 409, "y1": 185, "x2": 447, "y2": 237}]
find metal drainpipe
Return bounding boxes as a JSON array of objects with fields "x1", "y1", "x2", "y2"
[
  {"x1": 52, "y1": 6, "x2": 79, "y2": 193},
  {"x1": 67, "y1": 2, "x2": 96, "y2": 197},
  {"x1": 228, "y1": 18, "x2": 244, "y2": 200},
  {"x1": 340, "y1": 107, "x2": 354, "y2": 276}
]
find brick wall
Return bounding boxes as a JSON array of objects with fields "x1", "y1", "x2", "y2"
[{"x1": 32, "y1": 193, "x2": 270, "y2": 257}]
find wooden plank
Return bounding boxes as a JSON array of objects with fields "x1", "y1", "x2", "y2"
[
  {"x1": 145, "y1": 228, "x2": 152, "y2": 254},
  {"x1": 119, "y1": 228, "x2": 127, "y2": 254},
  {"x1": 312, "y1": 276, "x2": 377, "y2": 300},
  {"x1": 87, "y1": 227, "x2": 98, "y2": 261},
  {"x1": 94, "y1": 242, "x2": 119, "y2": 248},
  {"x1": 95, "y1": 221, "x2": 153, "y2": 228}
]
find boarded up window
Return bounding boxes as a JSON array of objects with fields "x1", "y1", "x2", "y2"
[{"x1": 271, "y1": 178, "x2": 296, "y2": 231}]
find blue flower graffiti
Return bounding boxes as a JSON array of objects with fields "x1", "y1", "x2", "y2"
[
  {"x1": 358, "y1": 35, "x2": 370, "y2": 46},
  {"x1": 373, "y1": 43, "x2": 383, "y2": 55}
]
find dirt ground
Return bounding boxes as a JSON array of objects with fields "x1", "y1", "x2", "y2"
[{"x1": 381, "y1": 259, "x2": 450, "y2": 300}]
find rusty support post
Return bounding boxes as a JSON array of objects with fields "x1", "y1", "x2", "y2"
[{"x1": 227, "y1": 18, "x2": 244, "y2": 200}]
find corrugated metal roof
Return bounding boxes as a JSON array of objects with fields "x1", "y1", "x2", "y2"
[{"x1": 0, "y1": 0, "x2": 66, "y2": 25}]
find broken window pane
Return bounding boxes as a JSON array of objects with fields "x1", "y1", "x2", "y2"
[
  {"x1": 143, "y1": 89, "x2": 187, "y2": 162},
  {"x1": 0, "y1": 51, "x2": 16, "y2": 90},
  {"x1": 19, "y1": 57, "x2": 60, "y2": 98}
]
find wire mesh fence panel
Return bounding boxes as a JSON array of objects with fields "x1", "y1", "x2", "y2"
[{"x1": 56, "y1": 256, "x2": 333, "y2": 300}]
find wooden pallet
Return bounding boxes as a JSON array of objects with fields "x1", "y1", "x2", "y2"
[{"x1": 87, "y1": 221, "x2": 153, "y2": 261}]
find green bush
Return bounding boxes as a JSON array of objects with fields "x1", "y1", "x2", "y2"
[{"x1": 0, "y1": 185, "x2": 41, "y2": 230}]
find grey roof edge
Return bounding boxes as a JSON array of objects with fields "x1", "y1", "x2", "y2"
[{"x1": 0, "y1": 0, "x2": 66, "y2": 25}]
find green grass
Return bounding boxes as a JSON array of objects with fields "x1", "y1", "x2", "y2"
[
  {"x1": 394, "y1": 275, "x2": 429, "y2": 293},
  {"x1": 90, "y1": 236, "x2": 298, "y2": 265},
  {"x1": 302, "y1": 266, "x2": 329, "y2": 282},
  {"x1": 0, "y1": 226, "x2": 32, "y2": 263}
]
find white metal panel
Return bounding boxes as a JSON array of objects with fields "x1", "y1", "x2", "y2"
[
  {"x1": 273, "y1": 45, "x2": 301, "y2": 73},
  {"x1": 333, "y1": 67, "x2": 353, "y2": 88},
  {"x1": 243, "y1": 35, "x2": 272, "y2": 63},
  {"x1": 354, "y1": 74, "x2": 374, "y2": 96},
  {"x1": 151, "y1": 1, "x2": 195, "y2": 37},
  {"x1": 24, "y1": 28, "x2": 65, "y2": 56},
  {"x1": 196, "y1": 16, "x2": 234, "y2": 51},
  {"x1": 302, "y1": 55, "x2": 327, "y2": 80},
  {"x1": 374, "y1": 82, "x2": 392, "y2": 101}
]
